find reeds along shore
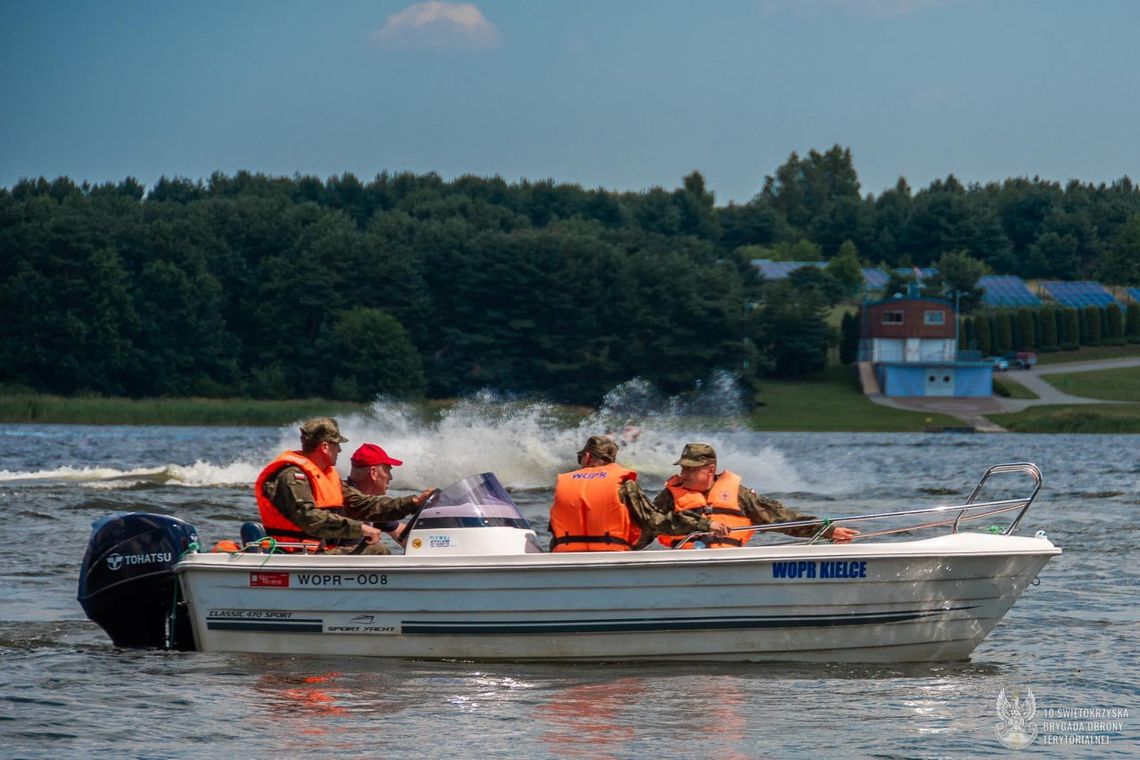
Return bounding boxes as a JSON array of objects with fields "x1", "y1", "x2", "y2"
[{"x1": 0, "y1": 393, "x2": 370, "y2": 427}]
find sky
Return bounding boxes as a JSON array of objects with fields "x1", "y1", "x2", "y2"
[{"x1": 2, "y1": 0, "x2": 1139, "y2": 204}]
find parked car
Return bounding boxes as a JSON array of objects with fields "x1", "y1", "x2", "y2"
[
  {"x1": 1014, "y1": 351, "x2": 1037, "y2": 370},
  {"x1": 989, "y1": 356, "x2": 1009, "y2": 372}
]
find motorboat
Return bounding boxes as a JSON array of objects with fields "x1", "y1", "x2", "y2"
[{"x1": 78, "y1": 463, "x2": 1060, "y2": 663}]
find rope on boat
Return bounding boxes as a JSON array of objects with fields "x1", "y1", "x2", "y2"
[
  {"x1": 257, "y1": 538, "x2": 285, "y2": 567},
  {"x1": 161, "y1": 542, "x2": 202, "y2": 649}
]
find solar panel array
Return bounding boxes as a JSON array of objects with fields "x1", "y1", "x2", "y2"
[
  {"x1": 752, "y1": 260, "x2": 826, "y2": 280},
  {"x1": 757, "y1": 262, "x2": 906, "y2": 292},
  {"x1": 861, "y1": 268, "x2": 889, "y2": 290},
  {"x1": 978, "y1": 275, "x2": 1042, "y2": 307},
  {"x1": 1040, "y1": 280, "x2": 1119, "y2": 308},
  {"x1": 753, "y1": 260, "x2": 1140, "y2": 308}
]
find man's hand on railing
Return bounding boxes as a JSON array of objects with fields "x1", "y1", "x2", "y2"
[
  {"x1": 707, "y1": 519, "x2": 731, "y2": 537},
  {"x1": 829, "y1": 526, "x2": 859, "y2": 543}
]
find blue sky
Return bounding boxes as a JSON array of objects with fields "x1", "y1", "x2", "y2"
[{"x1": 2, "y1": 0, "x2": 1138, "y2": 203}]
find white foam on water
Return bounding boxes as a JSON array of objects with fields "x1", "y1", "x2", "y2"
[
  {"x1": 328, "y1": 375, "x2": 812, "y2": 493},
  {"x1": 0, "y1": 465, "x2": 169, "y2": 483},
  {"x1": 0, "y1": 461, "x2": 262, "y2": 489},
  {"x1": 335, "y1": 393, "x2": 578, "y2": 491},
  {"x1": 166, "y1": 459, "x2": 263, "y2": 487}
]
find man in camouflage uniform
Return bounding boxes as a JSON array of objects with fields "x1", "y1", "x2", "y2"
[
  {"x1": 547, "y1": 435, "x2": 730, "y2": 551},
  {"x1": 257, "y1": 417, "x2": 389, "y2": 554},
  {"x1": 654, "y1": 443, "x2": 859, "y2": 546},
  {"x1": 343, "y1": 442, "x2": 437, "y2": 549}
]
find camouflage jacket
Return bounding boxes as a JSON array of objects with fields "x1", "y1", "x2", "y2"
[
  {"x1": 342, "y1": 477, "x2": 421, "y2": 531},
  {"x1": 262, "y1": 465, "x2": 363, "y2": 541}
]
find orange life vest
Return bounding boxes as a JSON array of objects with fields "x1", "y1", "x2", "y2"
[
  {"x1": 658, "y1": 470, "x2": 753, "y2": 549},
  {"x1": 255, "y1": 450, "x2": 344, "y2": 552},
  {"x1": 549, "y1": 463, "x2": 640, "y2": 552}
]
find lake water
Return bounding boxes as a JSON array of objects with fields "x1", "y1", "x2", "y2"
[{"x1": 1, "y1": 401, "x2": 1136, "y2": 757}]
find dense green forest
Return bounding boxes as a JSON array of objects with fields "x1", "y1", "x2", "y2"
[{"x1": 2, "y1": 145, "x2": 1139, "y2": 405}]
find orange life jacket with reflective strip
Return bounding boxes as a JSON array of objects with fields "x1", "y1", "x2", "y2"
[
  {"x1": 549, "y1": 463, "x2": 640, "y2": 552},
  {"x1": 658, "y1": 470, "x2": 753, "y2": 549},
  {"x1": 255, "y1": 451, "x2": 344, "y2": 551}
]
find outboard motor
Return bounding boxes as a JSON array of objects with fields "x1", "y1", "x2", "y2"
[{"x1": 77, "y1": 512, "x2": 199, "y2": 651}]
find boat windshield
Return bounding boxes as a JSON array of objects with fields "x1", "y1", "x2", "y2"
[{"x1": 411, "y1": 473, "x2": 531, "y2": 530}]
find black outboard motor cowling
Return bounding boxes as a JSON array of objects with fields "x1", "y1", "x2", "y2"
[{"x1": 77, "y1": 512, "x2": 199, "y2": 650}]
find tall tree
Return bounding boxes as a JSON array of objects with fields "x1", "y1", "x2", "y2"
[
  {"x1": 760, "y1": 146, "x2": 862, "y2": 253},
  {"x1": 1097, "y1": 213, "x2": 1140, "y2": 284},
  {"x1": 326, "y1": 307, "x2": 425, "y2": 400},
  {"x1": 756, "y1": 279, "x2": 830, "y2": 378},
  {"x1": 926, "y1": 250, "x2": 986, "y2": 313}
]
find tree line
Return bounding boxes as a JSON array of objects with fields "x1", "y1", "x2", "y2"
[
  {"x1": 961, "y1": 303, "x2": 1140, "y2": 355},
  {"x1": 2, "y1": 146, "x2": 1139, "y2": 405}
]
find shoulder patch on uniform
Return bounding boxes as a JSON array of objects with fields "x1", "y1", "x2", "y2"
[{"x1": 293, "y1": 471, "x2": 307, "y2": 481}]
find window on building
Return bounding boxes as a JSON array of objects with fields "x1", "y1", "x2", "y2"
[
  {"x1": 882, "y1": 311, "x2": 904, "y2": 324},
  {"x1": 924, "y1": 311, "x2": 945, "y2": 325}
]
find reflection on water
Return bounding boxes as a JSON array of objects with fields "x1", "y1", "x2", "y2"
[
  {"x1": 0, "y1": 421, "x2": 1136, "y2": 757},
  {"x1": 537, "y1": 677, "x2": 647, "y2": 756}
]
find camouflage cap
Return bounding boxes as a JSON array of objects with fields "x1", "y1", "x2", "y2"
[
  {"x1": 674, "y1": 442, "x2": 716, "y2": 467},
  {"x1": 578, "y1": 435, "x2": 618, "y2": 464},
  {"x1": 299, "y1": 417, "x2": 348, "y2": 445}
]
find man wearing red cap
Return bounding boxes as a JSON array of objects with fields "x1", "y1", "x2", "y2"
[{"x1": 343, "y1": 443, "x2": 437, "y2": 548}]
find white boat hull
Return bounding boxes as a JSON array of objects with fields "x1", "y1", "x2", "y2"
[{"x1": 175, "y1": 532, "x2": 1059, "y2": 663}]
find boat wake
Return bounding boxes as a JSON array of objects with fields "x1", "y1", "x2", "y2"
[
  {"x1": 329, "y1": 375, "x2": 813, "y2": 493},
  {"x1": 0, "y1": 460, "x2": 263, "y2": 489}
]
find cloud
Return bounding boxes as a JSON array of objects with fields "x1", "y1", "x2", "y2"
[{"x1": 371, "y1": 2, "x2": 499, "y2": 50}]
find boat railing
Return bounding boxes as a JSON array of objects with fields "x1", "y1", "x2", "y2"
[{"x1": 674, "y1": 462, "x2": 1043, "y2": 548}]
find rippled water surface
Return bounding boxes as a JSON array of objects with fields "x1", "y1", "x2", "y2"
[{"x1": 1, "y1": 412, "x2": 1136, "y2": 757}]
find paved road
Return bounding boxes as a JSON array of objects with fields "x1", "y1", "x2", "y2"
[{"x1": 869, "y1": 356, "x2": 1140, "y2": 431}]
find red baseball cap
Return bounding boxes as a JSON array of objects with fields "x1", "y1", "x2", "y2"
[{"x1": 350, "y1": 443, "x2": 403, "y2": 468}]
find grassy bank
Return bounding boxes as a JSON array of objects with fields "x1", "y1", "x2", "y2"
[
  {"x1": 1041, "y1": 366, "x2": 1140, "y2": 402},
  {"x1": 1035, "y1": 343, "x2": 1140, "y2": 365},
  {"x1": 989, "y1": 404, "x2": 1140, "y2": 433},
  {"x1": 992, "y1": 377, "x2": 1039, "y2": 400},
  {"x1": 0, "y1": 393, "x2": 369, "y2": 427},
  {"x1": 749, "y1": 365, "x2": 961, "y2": 432}
]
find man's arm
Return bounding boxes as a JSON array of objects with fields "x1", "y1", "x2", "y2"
[
  {"x1": 738, "y1": 487, "x2": 823, "y2": 539},
  {"x1": 623, "y1": 481, "x2": 720, "y2": 549},
  {"x1": 341, "y1": 483, "x2": 421, "y2": 523}
]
